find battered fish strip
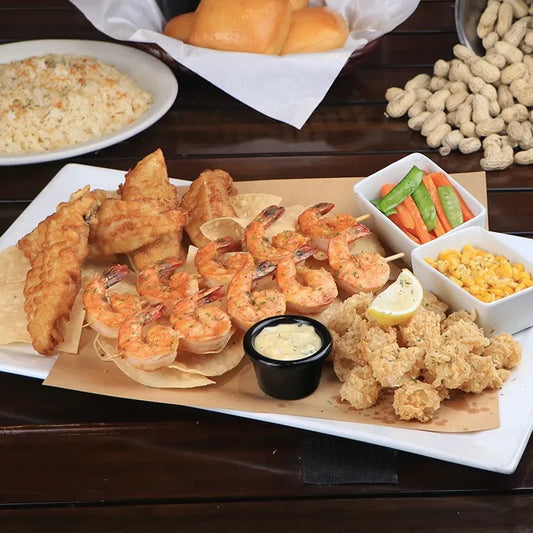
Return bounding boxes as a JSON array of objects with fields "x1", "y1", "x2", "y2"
[
  {"x1": 119, "y1": 149, "x2": 186, "y2": 270},
  {"x1": 180, "y1": 169, "x2": 237, "y2": 247},
  {"x1": 88, "y1": 199, "x2": 188, "y2": 257},
  {"x1": 18, "y1": 186, "x2": 105, "y2": 263},
  {"x1": 18, "y1": 187, "x2": 105, "y2": 355}
]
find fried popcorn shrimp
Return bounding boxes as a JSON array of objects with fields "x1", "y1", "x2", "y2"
[
  {"x1": 393, "y1": 380, "x2": 442, "y2": 422},
  {"x1": 398, "y1": 309, "x2": 441, "y2": 354},
  {"x1": 361, "y1": 323, "x2": 396, "y2": 354},
  {"x1": 327, "y1": 292, "x2": 373, "y2": 335},
  {"x1": 331, "y1": 319, "x2": 369, "y2": 371},
  {"x1": 425, "y1": 343, "x2": 472, "y2": 389},
  {"x1": 419, "y1": 290, "x2": 448, "y2": 321},
  {"x1": 441, "y1": 319, "x2": 490, "y2": 356},
  {"x1": 441, "y1": 309, "x2": 477, "y2": 329},
  {"x1": 459, "y1": 353, "x2": 502, "y2": 393},
  {"x1": 368, "y1": 344, "x2": 424, "y2": 388},
  {"x1": 484, "y1": 332, "x2": 522, "y2": 370},
  {"x1": 339, "y1": 364, "x2": 381, "y2": 410}
]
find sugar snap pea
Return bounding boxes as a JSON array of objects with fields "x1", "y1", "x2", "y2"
[
  {"x1": 412, "y1": 182, "x2": 437, "y2": 231},
  {"x1": 376, "y1": 165, "x2": 424, "y2": 214},
  {"x1": 438, "y1": 185, "x2": 464, "y2": 228}
]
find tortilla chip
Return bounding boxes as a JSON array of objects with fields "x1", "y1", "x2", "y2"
[
  {"x1": 170, "y1": 332, "x2": 245, "y2": 377},
  {"x1": 0, "y1": 246, "x2": 30, "y2": 283},
  {"x1": 230, "y1": 193, "x2": 282, "y2": 218},
  {"x1": 113, "y1": 357, "x2": 215, "y2": 388},
  {"x1": 200, "y1": 217, "x2": 249, "y2": 242},
  {"x1": 0, "y1": 281, "x2": 32, "y2": 344}
]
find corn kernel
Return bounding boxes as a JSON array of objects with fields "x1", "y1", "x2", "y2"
[{"x1": 425, "y1": 246, "x2": 532, "y2": 302}]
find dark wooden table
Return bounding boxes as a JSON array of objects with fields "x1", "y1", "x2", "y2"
[{"x1": 1, "y1": 1, "x2": 532, "y2": 531}]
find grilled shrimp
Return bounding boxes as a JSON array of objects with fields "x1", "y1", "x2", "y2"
[
  {"x1": 227, "y1": 261, "x2": 286, "y2": 331},
  {"x1": 328, "y1": 224, "x2": 390, "y2": 294},
  {"x1": 83, "y1": 264, "x2": 142, "y2": 338},
  {"x1": 244, "y1": 205, "x2": 292, "y2": 262},
  {"x1": 118, "y1": 303, "x2": 179, "y2": 371},
  {"x1": 170, "y1": 287, "x2": 233, "y2": 354},
  {"x1": 276, "y1": 245, "x2": 338, "y2": 314},
  {"x1": 136, "y1": 257, "x2": 199, "y2": 308},
  {"x1": 195, "y1": 236, "x2": 255, "y2": 287},
  {"x1": 298, "y1": 202, "x2": 361, "y2": 251}
]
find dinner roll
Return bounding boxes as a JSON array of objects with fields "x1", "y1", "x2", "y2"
[
  {"x1": 289, "y1": 0, "x2": 308, "y2": 9},
  {"x1": 188, "y1": 0, "x2": 292, "y2": 55},
  {"x1": 163, "y1": 12, "x2": 196, "y2": 42},
  {"x1": 280, "y1": 6, "x2": 350, "y2": 55}
]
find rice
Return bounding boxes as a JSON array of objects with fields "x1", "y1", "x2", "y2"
[{"x1": 0, "y1": 53, "x2": 154, "y2": 154}]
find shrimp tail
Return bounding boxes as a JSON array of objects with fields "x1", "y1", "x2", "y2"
[
  {"x1": 145, "y1": 302, "x2": 166, "y2": 321},
  {"x1": 254, "y1": 260, "x2": 277, "y2": 280},
  {"x1": 102, "y1": 264, "x2": 130, "y2": 288},
  {"x1": 292, "y1": 244, "x2": 316, "y2": 264},
  {"x1": 197, "y1": 285, "x2": 225, "y2": 305},
  {"x1": 346, "y1": 223, "x2": 373, "y2": 241},
  {"x1": 314, "y1": 202, "x2": 335, "y2": 216},
  {"x1": 215, "y1": 236, "x2": 242, "y2": 253},
  {"x1": 255, "y1": 205, "x2": 286, "y2": 228}
]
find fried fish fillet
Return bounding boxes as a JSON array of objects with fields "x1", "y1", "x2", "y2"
[
  {"x1": 119, "y1": 149, "x2": 186, "y2": 270},
  {"x1": 24, "y1": 230, "x2": 88, "y2": 355},
  {"x1": 180, "y1": 169, "x2": 237, "y2": 247},
  {"x1": 120, "y1": 148, "x2": 178, "y2": 207},
  {"x1": 88, "y1": 198, "x2": 188, "y2": 257},
  {"x1": 18, "y1": 187, "x2": 104, "y2": 355},
  {"x1": 18, "y1": 186, "x2": 105, "y2": 264}
]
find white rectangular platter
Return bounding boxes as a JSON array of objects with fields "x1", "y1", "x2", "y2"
[{"x1": 1, "y1": 163, "x2": 532, "y2": 474}]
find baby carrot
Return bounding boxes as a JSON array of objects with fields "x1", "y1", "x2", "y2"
[
  {"x1": 403, "y1": 195, "x2": 434, "y2": 243},
  {"x1": 388, "y1": 213, "x2": 421, "y2": 243},
  {"x1": 428, "y1": 172, "x2": 474, "y2": 221},
  {"x1": 423, "y1": 174, "x2": 453, "y2": 232},
  {"x1": 381, "y1": 184, "x2": 415, "y2": 229}
]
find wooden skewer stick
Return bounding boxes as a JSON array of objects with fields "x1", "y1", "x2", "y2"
[
  {"x1": 355, "y1": 214, "x2": 371, "y2": 223},
  {"x1": 384, "y1": 252, "x2": 405, "y2": 263}
]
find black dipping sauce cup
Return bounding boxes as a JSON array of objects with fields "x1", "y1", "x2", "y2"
[{"x1": 243, "y1": 315, "x2": 333, "y2": 401}]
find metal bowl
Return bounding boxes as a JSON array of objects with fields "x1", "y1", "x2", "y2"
[{"x1": 455, "y1": 0, "x2": 487, "y2": 56}]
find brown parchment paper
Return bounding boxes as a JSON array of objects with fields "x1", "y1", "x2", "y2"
[{"x1": 45, "y1": 172, "x2": 499, "y2": 433}]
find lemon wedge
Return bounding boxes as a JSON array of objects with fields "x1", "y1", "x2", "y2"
[{"x1": 367, "y1": 269, "x2": 423, "y2": 326}]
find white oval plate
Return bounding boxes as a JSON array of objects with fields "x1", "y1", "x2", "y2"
[{"x1": 0, "y1": 39, "x2": 178, "y2": 166}]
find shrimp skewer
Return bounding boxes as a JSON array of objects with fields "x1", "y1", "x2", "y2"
[
  {"x1": 83, "y1": 264, "x2": 142, "y2": 339},
  {"x1": 118, "y1": 303, "x2": 180, "y2": 371},
  {"x1": 276, "y1": 245, "x2": 338, "y2": 314},
  {"x1": 170, "y1": 286, "x2": 233, "y2": 354},
  {"x1": 245, "y1": 205, "x2": 292, "y2": 262},
  {"x1": 227, "y1": 261, "x2": 286, "y2": 331},
  {"x1": 328, "y1": 224, "x2": 390, "y2": 294},
  {"x1": 136, "y1": 257, "x2": 199, "y2": 309},
  {"x1": 298, "y1": 203, "x2": 368, "y2": 251},
  {"x1": 195, "y1": 236, "x2": 255, "y2": 287}
]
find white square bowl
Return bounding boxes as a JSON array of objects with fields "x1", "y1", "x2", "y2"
[
  {"x1": 353, "y1": 153, "x2": 487, "y2": 267},
  {"x1": 411, "y1": 226, "x2": 533, "y2": 335}
]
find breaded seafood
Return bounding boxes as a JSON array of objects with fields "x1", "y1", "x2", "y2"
[
  {"x1": 18, "y1": 186, "x2": 105, "y2": 263},
  {"x1": 119, "y1": 149, "x2": 186, "y2": 270},
  {"x1": 180, "y1": 169, "x2": 237, "y2": 247},
  {"x1": 393, "y1": 380, "x2": 442, "y2": 423},
  {"x1": 120, "y1": 148, "x2": 177, "y2": 206},
  {"x1": 329, "y1": 289, "x2": 522, "y2": 422},
  {"x1": 18, "y1": 187, "x2": 104, "y2": 355},
  {"x1": 88, "y1": 199, "x2": 188, "y2": 257}
]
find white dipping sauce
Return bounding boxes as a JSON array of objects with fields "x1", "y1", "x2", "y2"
[{"x1": 253, "y1": 323, "x2": 322, "y2": 361}]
